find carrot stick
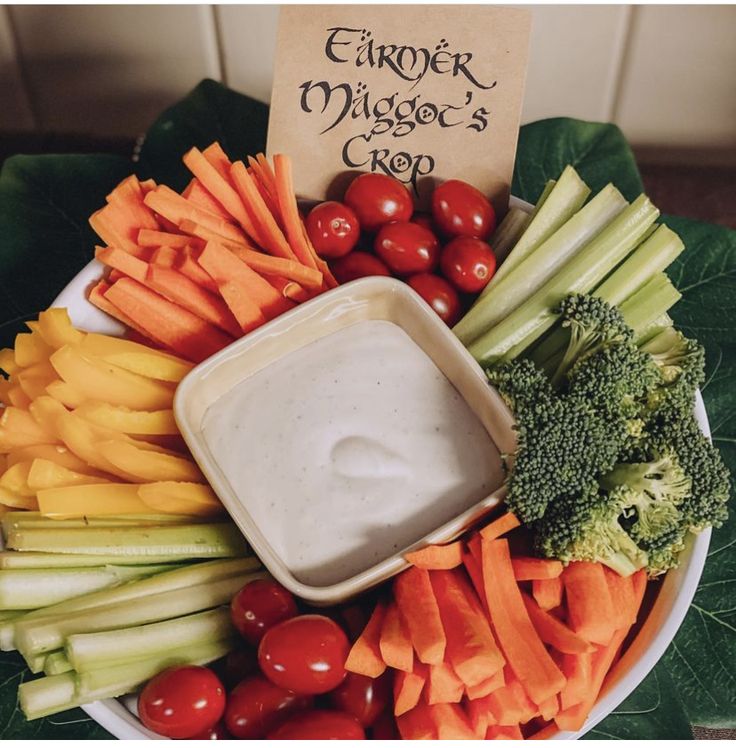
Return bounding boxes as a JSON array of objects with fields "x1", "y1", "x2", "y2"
[
  {"x1": 104, "y1": 277, "x2": 234, "y2": 363},
  {"x1": 145, "y1": 265, "x2": 242, "y2": 337},
  {"x1": 272, "y1": 154, "x2": 319, "y2": 270},
  {"x1": 138, "y1": 228, "x2": 197, "y2": 249},
  {"x1": 486, "y1": 723, "x2": 523, "y2": 739},
  {"x1": 481, "y1": 539, "x2": 566, "y2": 705},
  {"x1": 486, "y1": 672, "x2": 537, "y2": 726},
  {"x1": 89, "y1": 208, "x2": 140, "y2": 254},
  {"x1": 95, "y1": 246, "x2": 148, "y2": 283},
  {"x1": 379, "y1": 602, "x2": 413, "y2": 672},
  {"x1": 179, "y1": 218, "x2": 260, "y2": 251},
  {"x1": 106, "y1": 175, "x2": 159, "y2": 230},
  {"x1": 393, "y1": 661, "x2": 427, "y2": 716},
  {"x1": 229, "y1": 245, "x2": 322, "y2": 289},
  {"x1": 512, "y1": 557, "x2": 563, "y2": 581},
  {"x1": 466, "y1": 697, "x2": 492, "y2": 739},
  {"x1": 537, "y1": 694, "x2": 559, "y2": 721},
  {"x1": 394, "y1": 566, "x2": 446, "y2": 665},
  {"x1": 150, "y1": 246, "x2": 179, "y2": 269},
  {"x1": 300, "y1": 222, "x2": 339, "y2": 289},
  {"x1": 139, "y1": 179, "x2": 156, "y2": 194},
  {"x1": 396, "y1": 702, "x2": 436, "y2": 740},
  {"x1": 247, "y1": 160, "x2": 282, "y2": 220},
  {"x1": 202, "y1": 142, "x2": 233, "y2": 180},
  {"x1": 428, "y1": 703, "x2": 476, "y2": 740},
  {"x1": 344, "y1": 600, "x2": 387, "y2": 678},
  {"x1": 532, "y1": 577, "x2": 564, "y2": 611},
  {"x1": 255, "y1": 153, "x2": 278, "y2": 197},
  {"x1": 430, "y1": 568, "x2": 505, "y2": 687},
  {"x1": 426, "y1": 661, "x2": 464, "y2": 704},
  {"x1": 231, "y1": 161, "x2": 298, "y2": 260},
  {"x1": 266, "y1": 276, "x2": 310, "y2": 303},
  {"x1": 562, "y1": 562, "x2": 616, "y2": 645},
  {"x1": 528, "y1": 722, "x2": 559, "y2": 740},
  {"x1": 466, "y1": 666, "x2": 505, "y2": 700},
  {"x1": 462, "y1": 544, "x2": 488, "y2": 612},
  {"x1": 198, "y1": 241, "x2": 294, "y2": 320},
  {"x1": 521, "y1": 593, "x2": 594, "y2": 655},
  {"x1": 182, "y1": 147, "x2": 264, "y2": 246},
  {"x1": 405, "y1": 541, "x2": 463, "y2": 570},
  {"x1": 558, "y1": 651, "x2": 593, "y2": 710},
  {"x1": 144, "y1": 185, "x2": 247, "y2": 244},
  {"x1": 603, "y1": 567, "x2": 637, "y2": 628},
  {"x1": 88, "y1": 280, "x2": 154, "y2": 341},
  {"x1": 175, "y1": 246, "x2": 219, "y2": 294},
  {"x1": 185, "y1": 178, "x2": 231, "y2": 220},
  {"x1": 480, "y1": 511, "x2": 520, "y2": 541}
]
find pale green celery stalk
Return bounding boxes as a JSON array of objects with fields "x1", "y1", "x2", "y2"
[
  {"x1": 19, "y1": 639, "x2": 233, "y2": 720},
  {"x1": 455, "y1": 185, "x2": 627, "y2": 345},
  {"x1": 618, "y1": 274, "x2": 682, "y2": 341},
  {"x1": 0, "y1": 557, "x2": 259, "y2": 652},
  {"x1": 479, "y1": 166, "x2": 590, "y2": 296},
  {"x1": 27, "y1": 653, "x2": 47, "y2": 674},
  {"x1": 0, "y1": 564, "x2": 173, "y2": 609},
  {"x1": 2, "y1": 512, "x2": 200, "y2": 538},
  {"x1": 7, "y1": 522, "x2": 248, "y2": 558},
  {"x1": 637, "y1": 313, "x2": 675, "y2": 346},
  {"x1": 16, "y1": 573, "x2": 263, "y2": 658},
  {"x1": 525, "y1": 179, "x2": 557, "y2": 222},
  {"x1": 489, "y1": 207, "x2": 530, "y2": 263},
  {"x1": 468, "y1": 195, "x2": 660, "y2": 366},
  {"x1": 0, "y1": 610, "x2": 29, "y2": 622},
  {"x1": 44, "y1": 650, "x2": 72, "y2": 676},
  {"x1": 640, "y1": 325, "x2": 682, "y2": 356},
  {"x1": 0, "y1": 552, "x2": 190, "y2": 569},
  {"x1": 67, "y1": 607, "x2": 233, "y2": 673},
  {"x1": 529, "y1": 222, "x2": 684, "y2": 367}
]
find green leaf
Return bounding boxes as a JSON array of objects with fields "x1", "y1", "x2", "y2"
[
  {"x1": 512, "y1": 118, "x2": 644, "y2": 204},
  {"x1": 136, "y1": 78, "x2": 269, "y2": 190},
  {"x1": 0, "y1": 153, "x2": 132, "y2": 348}
]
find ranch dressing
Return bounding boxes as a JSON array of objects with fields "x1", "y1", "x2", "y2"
[{"x1": 202, "y1": 319, "x2": 500, "y2": 587}]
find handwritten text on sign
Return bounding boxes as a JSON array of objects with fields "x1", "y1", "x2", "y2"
[{"x1": 267, "y1": 6, "x2": 531, "y2": 209}]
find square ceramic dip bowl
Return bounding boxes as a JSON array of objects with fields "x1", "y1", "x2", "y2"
[{"x1": 174, "y1": 276, "x2": 517, "y2": 605}]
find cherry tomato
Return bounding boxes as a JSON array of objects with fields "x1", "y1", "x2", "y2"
[
  {"x1": 371, "y1": 710, "x2": 400, "y2": 740},
  {"x1": 412, "y1": 213, "x2": 436, "y2": 233},
  {"x1": 440, "y1": 236, "x2": 497, "y2": 293},
  {"x1": 224, "y1": 675, "x2": 312, "y2": 739},
  {"x1": 258, "y1": 614, "x2": 350, "y2": 694},
  {"x1": 407, "y1": 273, "x2": 462, "y2": 326},
  {"x1": 305, "y1": 201, "x2": 360, "y2": 259},
  {"x1": 344, "y1": 173, "x2": 413, "y2": 232},
  {"x1": 431, "y1": 179, "x2": 496, "y2": 239},
  {"x1": 267, "y1": 710, "x2": 366, "y2": 740},
  {"x1": 138, "y1": 666, "x2": 226, "y2": 739},
  {"x1": 223, "y1": 645, "x2": 259, "y2": 689},
  {"x1": 191, "y1": 720, "x2": 232, "y2": 740},
  {"x1": 374, "y1": 221, "x2": 439, "y2": 275},
  {"x1": 329, "y1": 672, "x2": 391, "y2": 727},
  {"x1": 330, "y1": 251, "x2": 391, "y2": 284},
  {"x1": 231, "y1": 578, "x2": 298, "y2": 646}
]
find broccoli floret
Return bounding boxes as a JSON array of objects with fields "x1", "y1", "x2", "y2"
[
  {"x1": 534, "y1": 483, "x2": 649, "y2": 577},
  {"x1": 637, "y1": 525, "x2": 687, "y2": 577},
  {"x1": 551, "y1": 294, "x2": 632, "y2": 386}
]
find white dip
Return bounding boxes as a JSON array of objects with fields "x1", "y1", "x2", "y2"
[{"x1": 202, "y1": 319, "x2": 501, "y2": 586}]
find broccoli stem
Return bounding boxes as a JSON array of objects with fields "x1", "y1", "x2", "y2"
[{"x1": 467, "y1": 195, "x2": 660, "y2": 366}]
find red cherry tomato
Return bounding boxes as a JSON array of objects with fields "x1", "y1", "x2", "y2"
[
  {"x1": 431, "y1": 179, "x2": 496, "y2": 239},
  {"x1": 330, "y1": 251, "x2": 391, "y2": 284},
  {"x1": 440, "y1": 236, "x2": 497, "y2": 293},
  {"x1": 223, "y1": 645, "x2": 260, "y2": 689},
  {"x1": 305, "y1": 201, "x2": 360, "y2": 259},
  {"x1": 138, "y1": 666, "x2": 225, "y2": 739},
  {"x1": 374, "y1": 221, "x2": 439, "y2": 275},
  {"x1": 412, "y1": 213, "x2": 436, "y2": 233},
  {"x1": 329, "y1": 672, "x2": 390, "y2": 727},
  {"x1": 230, "y1": 578, "x2": 298, "y2": 646},
  {"x1": 258, "y1": 614, "x2": 350, "y2": 695},
  {"x1": 407, "y1": 273, "x2": 462, "y2": 326},
  {"x1": 224, "y1": 675, "x2": 312, "y2": 739},
  {"x1": 267, "y1": 710, "x2": 366, "y2": 740},
  {"x1": 191, "y1": 720, "x2": 232, "y2": 740},
  {"x1": 344, "y1": 173, "x2": 413, "y2": 232}
]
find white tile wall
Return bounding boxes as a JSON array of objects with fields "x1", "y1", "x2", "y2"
[{"x1": 0, "y1": 5, "x2": 734, "y2": 149}]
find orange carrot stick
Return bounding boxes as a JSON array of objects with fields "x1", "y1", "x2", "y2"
[
  {"x1": 558, "y1": 651, "x2": 593, "y2": 710},
  {"x1": 106, "y1": 175, "x2": 159, "y2": 230},
  {"x1": 138, "y1": 228, "x2": 197, "y2": 249},
  {"x1": 429, "y1": 703, "x2": 476, "y2": 740},
  {"x1": 430, "y1": 568, "x2": 505, "y2": 687},
  {"x1": 466, "y1": 667, "x2": 505, "y2": 700},
  {"x1": 462, "y1": 543, "x2": 488, "y2": 612},
  {"x1": 202, "y1": 142, "x2": 233, "y2": 180},
  {"x1": 481, "y1": 539, "x2": 566, "y2": 705},
  {"x1": 512, "y1": 557, "x2": 563, "y2": 581},
  {"x1": 229, "y1": 245, "x2": 322, "y2": 289},
  {"x1": 521, "y1": 593, "x2": 594, "y2": 655},
  {"x1": 562, "y1": 562, "x2": 617, "y2": 645},
  {"x1": 247, "y1": 158, "x2": 281, "y2": 218},
  {"x1": 466, "y1": 697, "x2": 493, "y2": 739},
  {"x1": 394, "y1": 566, "x2": 446, "y2": 665},
  {"x1": 486, "y1": 723, "x2": 523, "y2": 739},
  {"x1": 480, "y1": 511, "x2": 520, "y2": 541},
  {"x1": 396, "y1": 702, "x2": 436, "y2": 740},
  {"x1": 486, "y1": 672, "x2": 537, "y2": 726},
  {"x1": 179, "y1": 218, "x2": 260, "y2": 251},
  {"x1": 537, "y1": 694, "x2": 559, "y2": 721},
  {"x1": 255, "y1": 153, "x2": 278, "y2": 197},
  {"x1": 426, "y1": 661, "x2": 464, "y2": 704},
  {"x1": 379, "y1": 602, "x2": 413, "y2": 673},
  {"x1": 94, "y1": 246, "x2": 148, "y2": 283},
  {"x1": 88, "y1": 280, "x2": 153, "y2": 341},
  {"x1": 184, "y1": 178, "x2": 231, "y2": 220},
  {"x1": 176, "y1": 246, "x2": 219, "y2": 294},
  {"x1": 344, "y1": 601, "x2": 387, "y2": 678},
  {"x1": 300, "y1": 222, "x2": 339, "y2": 289},
  {"x1": 104, "y1": 277, "x2": 234, "y2": 363},
  {"x1": 532, "y1": 577, "x2": 564, "y2": 611},
  {"x1": 150, "y1": 246, "x2": 178, "y2": 269},
  {"x1": 266, "y1": 276, "x2": 310, "y2": 303},
  {"x1": 393, "y1": 661, "x2": 427, "y2": 716},
  {"x1": 89, "y1": 208, "x2": 140, "y2": 254},
  {"x1": 528, "y1": 722, "x2": 559, "y2": 740},
  {"x1": 603, "y1": 567, "x2": 638, "y2": 628},
  {"x1": 405, "y1": 541, "x2": 464, "y2": 570}
]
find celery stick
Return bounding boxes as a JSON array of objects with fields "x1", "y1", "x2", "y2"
[
  {"x1": 16, "y1": 573, "x2": 263, "y2": 657},
  {"x1": 27, "y1": 653, "x2": 47, "y2": 674},
  {"x1": 2, "y1": 512, "x2": 200, "y2": 537},
  {"x1": 0, "y1": 565, "x2": 173, "y2": 609},
  {"x1": 44, "y1": 650, "x2": 72, "y2": 676},
  {"x1": 0, "y1": 610, "x2": 29, "y2": 622},
  {"x1": 468, "y1": 195, "x2": 660, "y2": 365},
  {"x1": 67, "y1": 607, "x2": 233, "y2": 673},
  {"x1": 480, "y1": 166, "x2": 590, "y2": 295},
  {"x1": 7, "y1": 522, "x2": 248, "y2": 558},
  {"x1": 1, "y1": 557, "x2": 259, "y2": 652},
  {"x1": 525, "y1": 179, "x2": 557, "y2": 222},
  {"x1": 455, "y1": 185, "x2": 627, "y2": 345},
  {"x1": 0, "y1": 551, "x2": 191, "y2": 569},
  {"x1": 637, "y1": 313, "x2": 675, "y2": 346},
  {"x1": 489, "y1": 208, "x2": 530, "y2": 263},
  {"x1": 18, "y1": 672, "x2": 76, "y2": 721},
  {"x1": 620, "y1": 274, "x2": 682, "y2": 341}
]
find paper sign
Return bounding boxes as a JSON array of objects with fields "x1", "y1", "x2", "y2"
[{"x1": 267, "y1": 5, "x2": 532, "y2": 211}]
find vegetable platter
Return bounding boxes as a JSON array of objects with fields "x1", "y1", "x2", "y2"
[{"x1": 0, "y1": 81, "x2": 734, "y2": 740}]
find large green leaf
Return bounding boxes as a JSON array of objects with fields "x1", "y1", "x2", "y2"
[{"x1": 0, "y1": 81, "x2": 733, "y2": 739}]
